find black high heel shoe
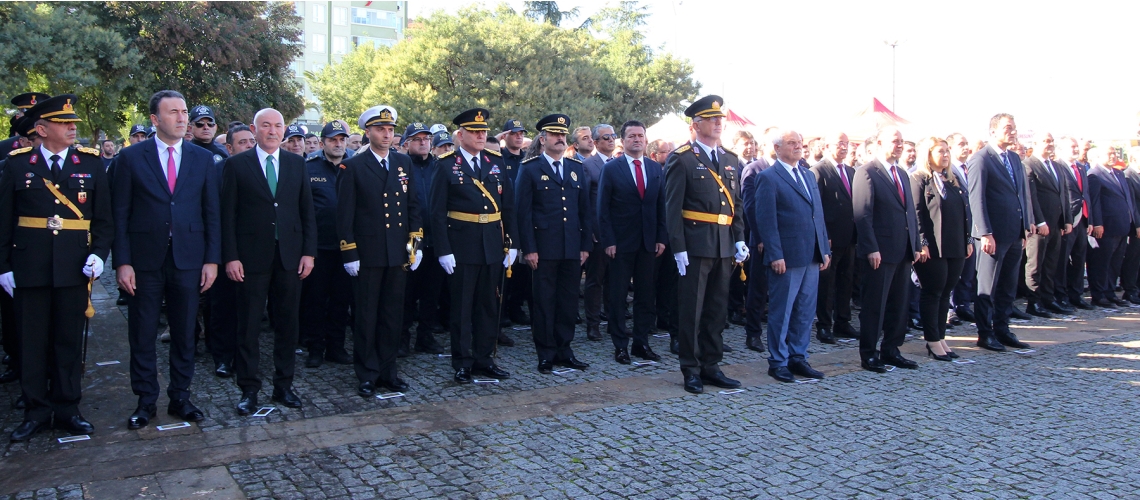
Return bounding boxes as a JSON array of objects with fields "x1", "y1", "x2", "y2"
[
  {"x1": 926, "y1": 344, "x2": 952, "y2": 361},
  {"x1": 945, "y1": 349, "x2": 960, "y2": 359}
]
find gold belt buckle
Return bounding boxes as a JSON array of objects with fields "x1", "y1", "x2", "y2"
[
  {"x1": 47, "y1": 216, "x2": 63, "y2": 230},
  {"x1": 717, "y1": 214, "x2": 728, "y2": 225},
  {"x1": 478, "y1": 214, "x2": 489, "y2": 223}
]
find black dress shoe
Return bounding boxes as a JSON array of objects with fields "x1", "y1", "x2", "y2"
[
  {"x1": 454, "y1": 368, "x2": 473, "y2": 384},
  {"x1": 305, "y1": 351, "x2": 323, "y2": 368},
  {"x1": 508, "y1": 310, "x2": 531, "y2": 325},
  {"x1": 325, "y1": 350, "x2": 352, "y2": 365},
  {"x1": 861, "y1": 357, "x2": 888, "y2": 373},
  {"x1": 1092, "y1": 298, "x2": 1114, "y2": 308},
  {"x1": 357, "y1": 381, "x2": 376, "y2": 397},
  {"x1": 599, "y1": 311, "x2": 608, "y2": 321},
  {"x1": 396, "y1": 342, "x2": 410, "y2": 358},
  {"x1": 10, "y1": 420, "x2": 46, "y2": 442},
  {"x1": 670, "y1": 338, "x2": 680, "y2": 355},
  {"x1": 214, "y1": 362, "x2": 233, "y2": 378},
  {"x1": 472, "y1": 364, "x2": 511, "y2": 379},
  {"x1": 945, "y1": 349, "x2": 960, "y2": 359},
  {"x1": 722, "y1": 343, "x2": 734, "y2": 352},
  {"x1": 236, "y1": 392, "x2": 258, "y2": 416},
  {"x1": 271, "y1": 388, "x2": 303, "y2": 408},
  {"x1": 414, "y1": 332, "x2": 445, "y2": 355},
  {"x1": 700, "y1": 370, "x2": 742, "y2": 388},
  {"x1": 614, "y1": 348, "x2": 631, "y2": 365},
  {"x1": 12, "y1": 394, "x2": 25, "y2": 410},
  {"x1": 816, "y1": 328, "x2": 836, "y2": 345},
  {"x1": 955, "y1": 307, "x2": 976, "y2": 323},
  {"x1": 976, "y1": 335, "x2": 1007, "y2": 352},
  {"x1": 995, "y1": 332, "x2": 1030, "y2": 349},
  {"x1": 908, "y1": 318, "x2": 921, "y2": 331},
  {"x1": 557, "y1": 356, "x2": 590, "y2": 370},
  {"x1": 168, "y1": 399, "x2": 205, "y2": 422},
  {"x1": 116, "y1": 295, "x2": 128, "y2": 306},
  {"x1": 497, "y1": 333, "x2": 516, "y2": 347},
  {"x1": 57, "y1": 415, "x2": 95, "y2": 435},
  {"x1": 1128, "y1": 294, "x2": 1140, "y2": 305},
  {"x1": 128, "y1": 403, "x2": 157, "y2": 430},
  {"x1": 729, "y1": 311, "x2": 746, "y2": 325},
  {"x1": 1045, "y1": 301, "x2": 1074, "y2": 314},
  {"x1": 834, "y1": 323, "x2": 860, "y2": 338},
  {"x1": 926, "y1": 344, "x2": 952, "y2": 362},
  {"x1": 377, "y1": 377, "x2": 410, "y2": 392},
  {"x1": 746, "y1": 335, "x2": 765, "y2": 352},
  {"x1": 683, "y1": 374, "x2": 704, "y2": 394},
  {"x1": 586, "y1": 326, "x2": 602, "y2": 341},
  {"x1": 1111, "y1": 296, "x2": 1130, "y2": 307},
  {"x1": 1025, "y1": 303, "x2": 1053, "y2": 318},
  {"x1": 768, "y1": 365, "x2": 795, "y2": 382},
  {"x1": 789, "y1": 360, "x2": 824, "y2": 379},
  {"x1": 631, "y1": 344, "x2": 661, "y2": 361},
  {"x1": 1070, "y1": 298, "x2": 1094, "y2": 310},
  {"x1": 537, "y1": 360, "x2": 554, "y2": 374},
  {"x1": 880, "y1": 352, "x2": 918, "y2": 369},
  {"x1": 1009, "y1": 307, "x2": 1032, "y2": 320},
  {"x1": 0, "y1": 368, "x2": 18, "y2": 384}
]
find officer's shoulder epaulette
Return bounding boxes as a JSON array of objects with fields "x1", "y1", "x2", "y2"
[
  {"x1": 7, "y1": 147, "x2": 31, "y2": 157},
  {"x1": 521, "y1": 156, "x2": 541, "y2": 164},
  {"x1": 673, "y1": 144, "x2": 692, "y2": 154},
  {"x1": 77, "y1": 146, "x2": 100, "y2": 156},
  {"x1": 436, "y1": 150, "x2": 455, "y2": 159},
  {"x1": 563, "y1": 156, "x2": 583, "y2": 164},
  {"x1": 483, "y1": 148, "x2": 501, "y2": 157},
  {"x1": 720, "y1": 149, "x2": 738, "y2": 158}
]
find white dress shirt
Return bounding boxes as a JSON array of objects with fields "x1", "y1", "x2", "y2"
[
  {"x1": 39, "y1": 145, "x2": 69, "y2": 169},
  {"x1": 543, "y1": 153, "x2": 562, "y2": 179},
  {"x1": 370, "y1": 147, "x2": 390, "y2": 169},
  {"x1": 155, "y1": 136, "x2": 183, "y2": 182},
  {"x1": 255, "y1": 146, "x2": 280, "y2": 180},
  {"x1": 625, "y1": 154, "x2": 646, "y2": 187}
]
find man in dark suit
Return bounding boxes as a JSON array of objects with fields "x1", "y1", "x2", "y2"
[
  {"x1": 338, "y1": 106, "x2": 422, "y2": 397},
  {"x1": 852, "y1": 126, "x2": 922, "y2": 372},
  {"x1": 664, "y1": 95, "x2": 746, "y2": 394},
  {"x1": 429, "y1": 108, "x2": 517, "y2": 384},
  {"x1": 1086, "y1": 147, "x2": 1137, "y2": 307},
  {"x1": 516, "y1": 114, "x2": 592, "y2": 372},
  {"x1": 112, "y1": 90, "x2": 220, "y2": 430},
  {"x1": 811, "y1": 132, "x2": 858, "y2": 343},
  {"x1": 221, "y1": 108, "x2": 317, "y2": 415},
  {"x1": 968, "y1": 114, "x2": 1033, "y2": 351},
  {"x1": 947, "y1": 133, "x2": 979, "y2": 321},
  {"x1": 596, "y1": 120, "x2": 665, "y2": 365},
  {"x1": 581, "y1": 124, "x2": 616, "y2": 342},
  {"x1": 1054, "y1": 136, "x2": 1093, "y2": 309},
  {"x1": 739, "y1": 130, "x2": 777, "y2": 353},
  {"x1": 1023, "y1": 133, "x2": 1073, "y2": 317},
  {"x1": 498, "y1": 119, "x2": 531, "y2": 332},
  {"x1": 1120, "y1": 153, "x2": 1140, "y2": 303},
  {"x1": 756, "y1": 130, "x2": 830, "y2": 382},
  {"x1": 0, "y1": 95, "x2": 113, "y2": 441}
]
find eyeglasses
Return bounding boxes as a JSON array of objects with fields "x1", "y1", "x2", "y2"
[
  {"x1": 194, "y1": 121, "x2": 216, "y2": 128},
  {"x1": 597, "y1": 134, "x2": 617, "y2": 141}
]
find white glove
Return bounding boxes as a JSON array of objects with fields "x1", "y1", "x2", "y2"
[
  {"x1": 439, "y1": 254, "x2": 456, "y2": 275},
  {"x1": 504, "y1": 248, "x2": 518, "y2": 268},
  {"x1": 83, "y1": 254, "x2": 104, "y2": 279},
  {"x1": 674, "y1": 251, "x2": 689, "y2": 276},
  {"x1": 410, "y1": 250, "x2": 423, "y2": 271},
  {"x1": 734, "y1": 241, "x2": 749, "y2": 263},
  {"x1": 344, "y1": 260, "x2": 360, "y2": 276},
  {"x1": 0, "y1": 272, "x2": 14, "y2": 297}
]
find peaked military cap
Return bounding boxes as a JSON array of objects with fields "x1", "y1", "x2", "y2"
[
  {"x1": 11, "y1": 92, "x2": 51, "y2": 110},
  {"x1": 536, "y1": 114, "x2": 570, "y2": 134},
  {"x1": 452, "y1": 108, "x2": 491, "y2": 132},
  {"x1": 27, "y1": 94, "x2": 81, "y2": 123},
  {"x1": 359, "y1": 105, "x2": 397, "y2": 129},
  {"x1": 684, "y1": 95, "x2": 726, "y2": 119}
]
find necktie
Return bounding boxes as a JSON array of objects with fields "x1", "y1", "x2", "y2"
[
  {"x1": 166, "y1": 146, "x2": 177, "y2": 194},
  {"x1": 553, "y1": 160, "x2": 562, "y2": 180},
  {"x1": 838, "y1": 163, "x2": 851, "y2": 196},
  {"x1": 50, "y1": 155, "x2": 61, "y2": 182},
  {"x1": 381, "y1": 158, "x2": 388, "y2": 171},
  {"x1": 891, "y1": 165, "x2": 905, "y2": 203},
  {"x1": 710, "y1": 149, "x2": 719, "y2": 168},
  {"x1": 633, "y1": 159, "x2": 645, "y2": 198},
  {"x1": 1045, "y1": 159, "x2": 1057, "y2": 184},
  {"x1": 472, "y1": 156, "x2": 480, "y2": 177},
  {"x1": 265, "y1": 155, "x2": 277, "y2": 197},
  {"x1": 793, "y1": 167, "x2": 811, "y2": 201},
  {"x1": 1000, "y1": 152, "x2": 1016, "y2": 185},
  {"x1": 1072, "y1": 163, "x2": 1087, "y2": 218}
]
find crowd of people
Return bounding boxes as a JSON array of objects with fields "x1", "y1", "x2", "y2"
[{"x1": 0, "y1": 88, "x2": 1132, "y2": 444}]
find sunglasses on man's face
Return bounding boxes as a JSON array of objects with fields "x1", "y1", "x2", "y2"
[
  {"x1": 194, "y1": 121, "x2": 216, "y2": 128},
  {"x1": 597, "y1": 134, "x2": 617, "y2": 141}
]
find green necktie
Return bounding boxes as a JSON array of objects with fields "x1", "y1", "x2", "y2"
[{"x1": 266, "y1": 155, "x2": 278, "y2": 197}]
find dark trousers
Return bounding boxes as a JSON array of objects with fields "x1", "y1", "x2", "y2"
[
  {"x1": 1025, "y1": 230, "x2": 1062, "y2": 305},
  {"x1": 207, "y1": 275, "x2": 237, "y2": 366},
  {"x1": 975, "y1": 239, "x2": 1022, "y2": 337},
  {"x1": 677, "y1": 256, "x2": 730, "y2": 376},
  {"x1": 655, "y1": 247, "x2": 679, "y2": 336},
  {"x1": 1089, "y1": 235, "x2": 1127, "y2": 301},
  {"x1": 404, "y1": 246, "x2": 448, "y2": 334},
  {"x1": 1121, "y1": 236, "x2": 1140, "y2": 297},
  {"x1": 583, "y1": 240, "x2": 608, "y2": 328},
  {"x1": 353, "y1": 266, "x2": 405, "y2": 384},
  {"x1": 234, "y1": 247, "x2": 301, "y2": 393},
  {"x1": 1062, "y1": 219, "x2": 1089, "y2": 302},
  {"x1": 817, "y1": 245, "x2": 854, "y2": 330},
  {"x1": 606, "y1": 249, "x2": 657, "y2": 350},
  {"x1": 728, "y1": 262, "x2": 746, "y2": 315},
  {"x1": 448, "y1": 263, "x2": 500, "y2": 370},
  {"x1": 744, "y1": 244, "x2": 768, "y2": 338},
  {"x1": 858, "y1": 259, "x2": 910, "y2": 359},
  {"x1": 503, "y1": 253, "x2": 532, "y2": 317},
  {"x1": 951, "y1": 249, "x2": 977, "y2": 310},
  {"x1": 1, "y1": 290, "x2": 18, "y2": 373},
  {"x1": 128, "y1": 247, "x2": 201, "y2": 405},
  {"x1": 914, "y1": 257, "x2": 965, "y2": 342},
  {"x1": 301, "y1": 248, "x2": 351, "y2": 356},
  {"x1": 532, "y1": 258, "x2": 580, "y2": 362},
  {"x1": 17, "y1": 285, "x2": 87, "y2": 423}
]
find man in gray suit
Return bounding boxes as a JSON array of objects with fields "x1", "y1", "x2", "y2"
[
  {"x1": 582, "y1": 124, "x2": 616, "y2": 341},
  {"x1": 755, "y1": 130, "x2": 830, "y2": 383}
]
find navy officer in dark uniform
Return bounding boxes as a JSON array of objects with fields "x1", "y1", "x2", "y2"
[
  {"x1": 400, "y1": 121, "x2": 446, "y2": 356},
  {"x1": 515, "y1": 114, "x2": 591, "y2": 373},
  {"x1": 0, "y1": 95, "x2": 114, "y2": 441},
  {"x1": 338, "y1": 105, "x2": 422, "y2": 397},
  {"x1": 429, "y1": 108, "x2": 517, "y2": 384},
  {"x1": 300, "y1": 120, "x2": 354, "y2": 369}
]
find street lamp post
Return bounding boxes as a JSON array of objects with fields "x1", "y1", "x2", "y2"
[{"x1": 884, "y1": 40, "x2": 900, "y2": 111}]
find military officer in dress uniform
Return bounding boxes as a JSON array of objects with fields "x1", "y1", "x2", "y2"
[
  {"x1": 515, "y1": 114, "x2": 591, "y2": 373},
  {"x1": 338, "y1": 106, "x2": 422, "y2": 397},
  {"x1": 429, "y1": 108, "x2": 517, "y2": 384},
  {"x1": 0, "y1": 95, "x2": 113, "y2": 441},
  {"x1": 0, "y1": 93, "x2": 51, "y2": 155},
  {"x1": 400, "y1": 122, "x2": 447, "y2": 356},
  {"x1": 0, "y1": 115, "x2": 42, "y2": 390},
  {"x1": 664, "y1": 95, "x2": 749, "y2": 394}
]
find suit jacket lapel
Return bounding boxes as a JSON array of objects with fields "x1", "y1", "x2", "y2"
[
  {"x1": 26, "y1": 150, "x2": 52, "y2": 182},
  {"x1": 540, "y1": 157, "x2": 562, "y2": 185},
  {"x1": 873, "y1": 160, "x2": 904, "y2": 207},
  {"x1": 774, "y1": 163, "x2": 811, "y2": 203},
  {"x1": 144, "y1": 139, "x2": 173, "y2": 198}
]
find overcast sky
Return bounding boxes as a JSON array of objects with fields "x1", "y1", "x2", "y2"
[{"x1": 410, "y1": 0, "x2": 1139, "y2": 143}]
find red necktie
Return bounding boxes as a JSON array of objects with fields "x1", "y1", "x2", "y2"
[
  {"x1": 633, "y1": 159, "x2": 645, "y2": 198},
  {"x1": 166, "y1": 146, "x2": 177, "y2": 194},
  {"x1": 1072, "y1": 163, "x2": 1087, "y2": 218},
  {"x1": 838, "y1": 163, "x2": 851, "y2": 196},
  {"x1": 891, "y1": 165, "x2": 904, "y2": 202}
]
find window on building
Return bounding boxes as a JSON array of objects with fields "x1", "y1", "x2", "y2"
[
  {"x1": 332, "y1": 36, "x2": 347, "y2": 55},
  {"x1": 333, "y1": 7, "x2": 348, "y2": 25},
  {"x1": 312, "y1": 33, "x2": 326, "y2": 53},
  {"x1": 312, "y1": 4, "x2": 325, "y2": 23},
  {"x1": 350, "y1": 7, "x2": 401, "y2": 29},
  {"x1": 352, "y1": 35, "x2": 397, "y2": 48}
]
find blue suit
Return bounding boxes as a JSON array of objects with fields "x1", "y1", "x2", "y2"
[
  {"x1": 1087, "y1": 165, "x2": 1137, "y2": 301},
  {"x1": 111, "y1": 138, "x2": 221, "y2": 405},
  {"x1": 755, "y1": 161, "x2": 829, "y2": 368}
]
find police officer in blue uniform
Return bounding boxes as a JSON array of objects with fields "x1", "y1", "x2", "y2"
[
  {"x1": 498, "y1": 119, "x2": 533, "y2": 333},
  {"x1": 515, "y1": 114, "x2": 592, "y2": 373},
  {"x1": 188, "y1": 105, "x2": 228, "y2": 163},
  {"x1": 429, "y1": 108, "x2": 517, "y2": 384},
  {"x1": 300, "y1": 121, "x2": 354, "y2": 369},
  {"x1": 400, "y1": 122, "x2": 447, "y2": 356}
]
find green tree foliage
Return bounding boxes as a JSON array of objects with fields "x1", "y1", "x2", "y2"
[
  {"x1": 522, "y1": 1, "x2": 580, "y2": 27},
  {"x1": 309, "y1": 3, "x2": 699, "y2": 134}
]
